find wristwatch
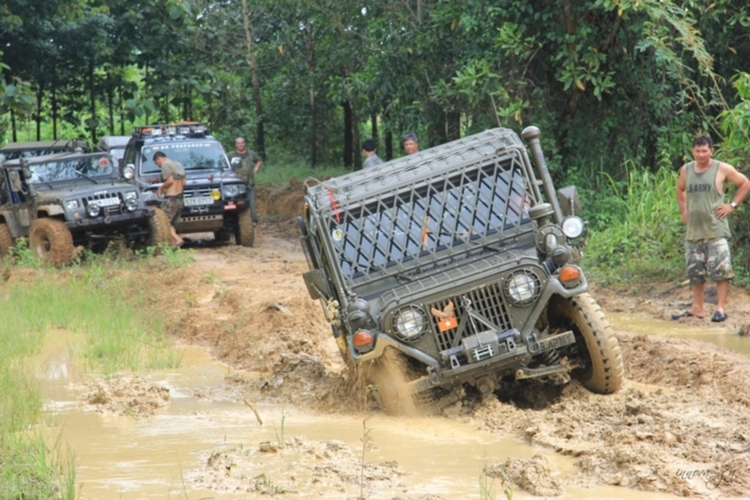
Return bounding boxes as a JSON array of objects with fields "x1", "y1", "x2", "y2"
[{"x1": 730, "y1": 201, "x2": 738, "y2": 209}]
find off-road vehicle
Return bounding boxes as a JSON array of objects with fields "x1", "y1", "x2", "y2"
[
  {"x1": 0, "y1": 151, "x2": 171, "y2": 266},
  {"x1": 299, "y1": 126, "x2": 624, "y2": 414},
  {"x1": 121, "y1": 122, "x2": 254, "y2": 246}
]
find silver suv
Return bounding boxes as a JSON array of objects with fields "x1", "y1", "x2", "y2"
[{"x1": 299, "y1": 126, "x2": 624, "y2": 414}]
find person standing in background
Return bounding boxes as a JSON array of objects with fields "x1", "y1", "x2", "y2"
[
  {"x1": 362, "y1": 139, "x2": 383, "y2": 168},
  {"x1": 402, "y1": 132, "x2": 419, "y2": 155},
  {"x1": 227, "y1": 137, "x2": 263, "y2": 223}
]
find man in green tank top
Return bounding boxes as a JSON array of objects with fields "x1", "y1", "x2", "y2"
[{"x1": 672, "y1": 134, "x2": 750, "y2": 322}]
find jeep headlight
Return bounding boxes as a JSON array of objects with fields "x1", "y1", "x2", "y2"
[
  {"x1": 86, "y1": 203, "x2": 101, "y2": 218},
  {"x1": 124, "y1": 195, "x2": 138, "y2": 212},
  {"x1": 65, "y1": 200, "x2": 79, "y2": 210},
  {"x1": 562, "y1": 216, "x2": 585, "y2": 239},
  {"x1": 123, "y1": 165, "x2": 135, "y2": 180},
  {"x1": 504, "y1": 270, "x2": 541, "y2": 306},
  {"x1": 392, "y1": 306, "x2": 428, "y2": 341}
]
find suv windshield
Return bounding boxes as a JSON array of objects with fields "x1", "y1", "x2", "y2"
[
  {"x1": 139, "y1": 141, "x2": 229, "y2": 175},
  {"x1": 28, "y1": 154, "x2": 114, "y2": 183}
]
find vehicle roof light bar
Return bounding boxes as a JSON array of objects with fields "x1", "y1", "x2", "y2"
[{"x1": 132, "y1": 121, "x2": 209, "y2": 139}]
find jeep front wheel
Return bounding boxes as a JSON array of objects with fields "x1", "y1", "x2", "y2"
[
  {"x1": 235, "y1": 208, "x2": 254, "y2": 247},
  {"x1": 0, "y1": 223, "x2": 14, "y2": 258},
  {"x1": 29, "y1": 218, "x2": 74, "y2": 267},
  {"x1": 147, "y1": 207, "x2": 172, "y2": 247},
  {"x1": 550, "y1": 293, "x2": 624, "y2": 394}
]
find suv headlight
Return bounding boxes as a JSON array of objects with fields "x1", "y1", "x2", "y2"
[
  {"x1": 504, "y1": 270, "x2": 541, "y2": 306},
  {"x1": 222, "y1": 184, "x2": 246, "y2": 198},
  {"x1": 124, "y1": 192, "x2": 139, "y2": 211},
  {"x1": 123, "y1": 165, "x2": 135, "y2": 180},
  {"x1": 562, "y1": 216, "x2": 585, "y2": 239},
  {"x1": 65, "y1": 200, "x2": 79, "y2": 210},
  {"x1": 392, "y1": 306, "x2": 428, "y2": 341}
]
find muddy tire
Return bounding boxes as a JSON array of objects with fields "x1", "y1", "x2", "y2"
[
  {"x1": 147, "y1": 208, "x2": 172, "y2": 248},
  {"x1": 29, "y1": 218, "x2": 74, "y2": 267},
  {"x1": 235, "y1": 208, "x2": 254, "y2": 247},
  {"x1": 0, "y1": 223, "x2": 14, "y2": 258},
  {"x1": 365, "y1": 348, "x2": 418, "y2": 416},
  {"x1": 550, "y1": 293, "x2": 624, "y2": 394}
]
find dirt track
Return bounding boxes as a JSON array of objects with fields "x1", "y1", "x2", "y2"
[{"x1": 74, "y1": 208, "x2": 743, "y2": 499}]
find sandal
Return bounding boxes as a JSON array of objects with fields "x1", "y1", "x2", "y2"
[
  {"x1": 670, "y1": 311, "x2": 694, "y2": 320},
  {"x1": 711, "y1": 311, "x2": 727, "y2": 323}
]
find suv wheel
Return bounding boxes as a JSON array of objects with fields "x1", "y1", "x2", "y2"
[
  {"x1": 0, "y1": 223, "x2": 14, "y2": 258},
  {"x1": 235, "y1": 208, "x2": 254, "y2": 247},
  {"x1": 147, "y1": 208, "x2": 172, "y2": 248},
  {"x1": 551, "y1": 293, "x2": 625, "y2": 394},
  {"x1": 29, "y1": 218, "x2": 74, "y2": 267},
  {"x1": 365, "y1": 348, "x2": 418, "y2": 416}
]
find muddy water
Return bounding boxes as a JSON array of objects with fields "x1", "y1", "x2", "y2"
[
  {"x1": 41, "y1": 341, "x2": 685, "y2": 499},
  {"x1": 608, "y1": 312, "x2": 750, "y2": 357}
]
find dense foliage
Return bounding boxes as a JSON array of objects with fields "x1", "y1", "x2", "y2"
[{"x1": 2, "y1": 0, "x2": 750, "y2": 280}]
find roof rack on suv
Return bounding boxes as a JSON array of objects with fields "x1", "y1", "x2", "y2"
[{"x1": 132, "y1": 122, "x2": 209, "y2": 139}]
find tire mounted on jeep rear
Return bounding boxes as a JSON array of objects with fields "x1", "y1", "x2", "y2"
[
  {"x1": 550, "y1": 292, "x2": 624, "y2": 394},
  {"x1": 29, "y1": 218, "x2": 75, "y2": 267},
  {"x1": 147, "y1": 207, "x2": 173, "y2": 248},
  {"x1": 235, "y1": 208, "x2": 254, "y2": 247},
  {"x1": 0, "y1": 223, "x2": 14, "y2": 258}
]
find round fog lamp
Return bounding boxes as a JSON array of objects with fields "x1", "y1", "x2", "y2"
[
  {"x1": 125, "y1": 198, "x2": 138, "y2": 212},
  {"x1": 392, "y1": 306, "x2": 428, "y2": 341},
  {"x1": 86, "y1": 203, "x2": 101, "y2": 218},
  {"x1": 562, "y1": 216, "x2": 585, "y2": 239},
  {"x1": 211, "y1": 189, "x2": 221, "y2": 201}
]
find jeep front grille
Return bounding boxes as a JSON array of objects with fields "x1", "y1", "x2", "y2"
[
  {"x1": 428, "y1": 282, "x2": 513, "y2": 352},
  {"x1": 85, "y1": 193, "x2": 123, "y2": 215}
]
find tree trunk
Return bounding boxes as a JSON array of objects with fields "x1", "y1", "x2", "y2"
[
  {"x1": 118, "y1": 86, "x2": 125, "y2": 135},
  {"x1": 306, "y1": 19, "x2": 317, "y2": 167},
  {"x1": 88, "y1": 60, "x2": 97, "y2": 144},
  {"x1": 371, "y1": 112, "x2": 378, "y2": 145},
  {"x1": 108, "y1": 86, "x2": 115, "y2": 135},
  {"x1": 343, "y1": 100, "x2": 353, "y2": 169},
  {"x1": 52, "y1": 88, "x2": 58, "y2": 139},
  {"x1": 447, "y1": 111, "x2": 460, "y2": 141},
  {"x1": 35, "y1": 85, "x2": 43, "y2": 140},
  {"x1": 11, "y1": 108, "x2": 17, "y2": 142},
  {"x1": 241, "y1": 0, "x2": 266, "y2": 158}
]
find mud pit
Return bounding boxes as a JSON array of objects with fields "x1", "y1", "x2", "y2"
[{"x1": 30, "y1": 185, "x2": 750, "y2": 498}]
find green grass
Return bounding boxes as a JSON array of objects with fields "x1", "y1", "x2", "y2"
[
  {"x1": 0, "y1": 247, "x2": 191, "y2": 498},
  {"x1": 583, "y1": 163, "x2": 686, "y2": 286},
  {"x1": 256, "y1": 156, "x2": 350, "y2": 186}
]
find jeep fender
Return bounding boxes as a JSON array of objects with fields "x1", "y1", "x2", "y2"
[{"x1": 37, "y1": 205, "x2": 65, "y2": 217}]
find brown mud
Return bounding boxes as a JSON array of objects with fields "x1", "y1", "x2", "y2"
[{"x1": 14, "y1": 183, "x2": 750, "y2": 499}]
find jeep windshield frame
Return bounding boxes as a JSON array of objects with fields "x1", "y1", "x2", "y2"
[
  {"x1": 137, "y1": 140, "x2": 230, "y2": 175},
  {"x1": 22, "y1": 153, "x2": 115, "y2": 187},
  {"x1": 306, "y1": 130, "x2": 543, "y2": 295}
]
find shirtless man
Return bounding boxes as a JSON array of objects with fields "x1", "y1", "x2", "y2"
[{"x1": 153, "y1": 151, "x2": 187, "y2": 247}]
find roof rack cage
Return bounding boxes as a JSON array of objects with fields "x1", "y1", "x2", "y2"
[{"x1": 132, "y1": 121, "x2": 209, "y2": 138}]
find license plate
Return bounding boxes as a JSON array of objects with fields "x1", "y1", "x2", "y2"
[{"x1": 184, "y1": 196, "x2": 214, "y2": 206}]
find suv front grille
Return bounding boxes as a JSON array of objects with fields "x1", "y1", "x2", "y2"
[
  {"x1": 85, "y1": 193, "x2": 123, "y2": 215},
  {"x1": 427, "y1": 282, "x2": 513, "y2": 352}
]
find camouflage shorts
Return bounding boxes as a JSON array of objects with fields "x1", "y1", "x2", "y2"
[
  {"x1": 161, "y1": 195, "x2": 184, "y2": 228},
  {"x1": 685, "y1": 238, "x2": 734, "y2": 284}
]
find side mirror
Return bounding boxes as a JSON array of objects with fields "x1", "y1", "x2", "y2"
[
  {"x1": 303, "y1": 269, "x2": 329, "y2": 300},
  {"x1": 558, "y1": 186, "x2": 581, "y2": 216}
]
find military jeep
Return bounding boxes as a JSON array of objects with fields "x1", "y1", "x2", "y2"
[
  {"x1": 0, "y1": 151, "x2": 171, "y2": 266},
  {"x1": 299, "y1": 126, "x2": 624, "y2": 414},
  {"x1": 121, "y1": 122, "x2": 254, "y2": 246}
]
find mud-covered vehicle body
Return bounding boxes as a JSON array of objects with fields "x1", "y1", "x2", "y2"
[
  {"x1": 299, "y1": 126, "x2": 624, "y2": 413},
  {"x1": 121, "y1": 122, "x2": 254, "y2": 246},
  {"x1": 96, "y1": 135, "x2": 130, "y2": 163},
  {"x1": 0, "y1": 151, "x2": 171, "y2": 266}
]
